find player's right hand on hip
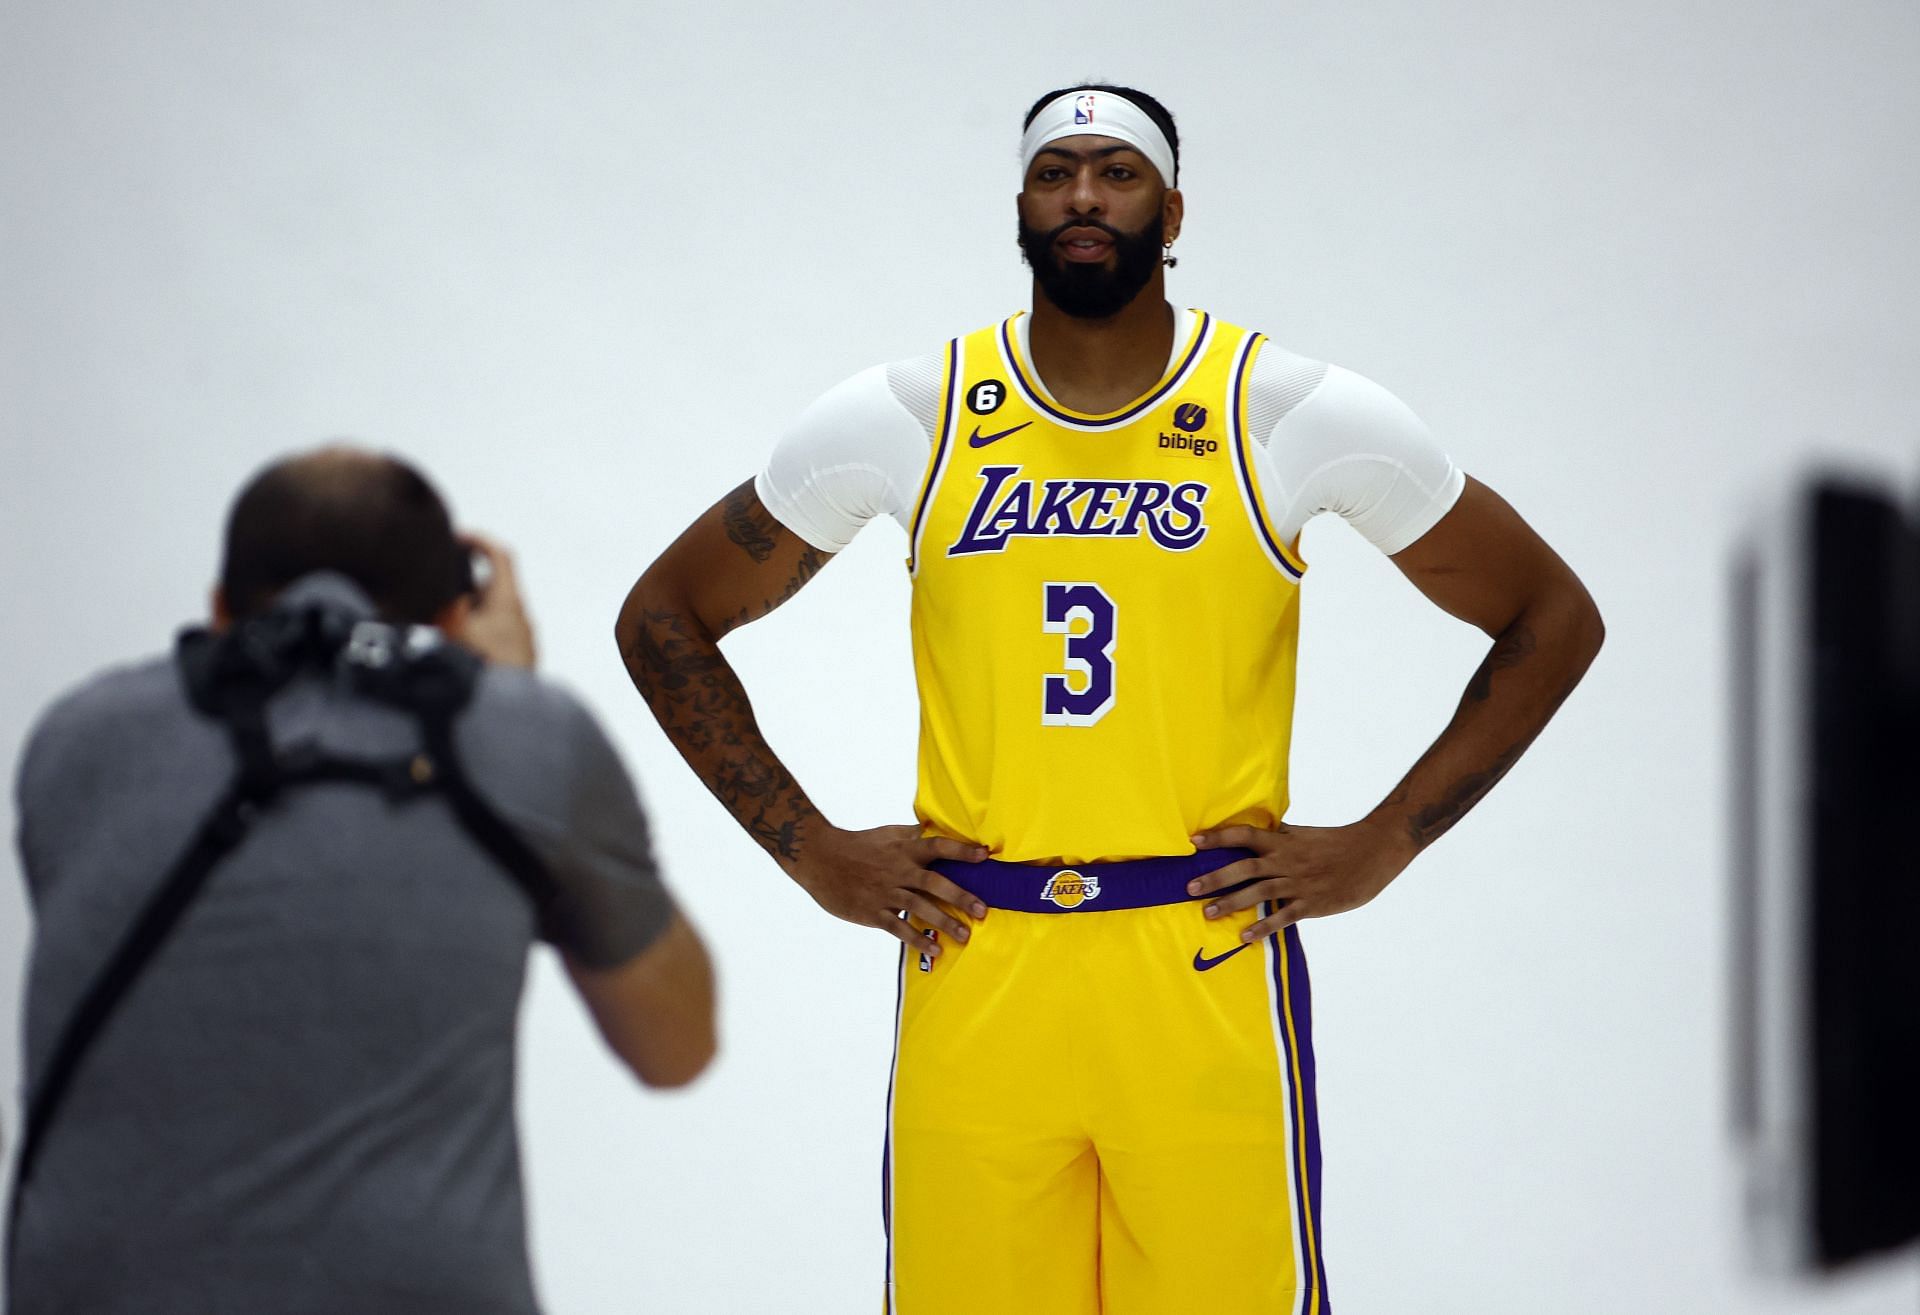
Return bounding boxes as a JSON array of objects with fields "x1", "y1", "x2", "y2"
[{"x1": 789, "y1": 824, "x2": 989, "y2": 957}]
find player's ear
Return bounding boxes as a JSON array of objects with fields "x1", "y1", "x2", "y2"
[
  {"x1": 1162, "y1": 187, "x2": 1184, "y2": 245},
  {"x1": 210, "y1": 586, "x2": 231, "y2": 633}
]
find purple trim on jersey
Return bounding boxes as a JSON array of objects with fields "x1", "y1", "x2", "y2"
[
  {"x1": 1272, "y1": 917, "x2": 1330, "y2": 1308},
  {"x1": 1001, "y1": 312, "x2": 1213, "y2": 428},
  {"x1": 1230, "y1": 334, "x2": 1306, "y2": 581},
  {"x1": 907, "y1": 339, "x2": 961, "y2": 574},
  {"x1": 930, "y1": 847, "x2": 1254, "y2": 913}
]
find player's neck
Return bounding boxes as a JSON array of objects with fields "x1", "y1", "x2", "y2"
[{"x1": 1025, "y1": 285, "x2": 1176, "y2": 415}]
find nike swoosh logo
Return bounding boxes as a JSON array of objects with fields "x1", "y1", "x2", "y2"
[
  {"x1": 968, "y1": 421, "x2": 1033, "y2": 448},
  {"x1": 1192, "y1": 944, "x2": 1252, "y2": 972}
]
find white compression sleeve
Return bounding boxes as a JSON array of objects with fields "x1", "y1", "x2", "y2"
[
  {"x1": 1250, "y1": 360, "x2": 1465, "y2": 556},
  {"x1": 753, "y1": 362, "x2": 935, "y2": 553},
  {"x1": 754, "y1": 332, "x2": 1464, "y2": 560}
]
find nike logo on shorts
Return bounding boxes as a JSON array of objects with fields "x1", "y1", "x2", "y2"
[
  {"x1": 968, "y1": 421, "x2": 1034, "y2": 448},
  {"x1": 1192, "y1": 944, "x2": 1252, "y2": 972}
]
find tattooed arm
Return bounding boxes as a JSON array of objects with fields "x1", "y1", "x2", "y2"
[
  {"x1": 614, "y1": 481, "x2": 987, "y2": 958},
  {"x1": 1371, "y1": 476, "x2": 1604, "y2": 852},
  {"x1": 1189, "y1": 475, "x2": 1605, "y2": 940}
]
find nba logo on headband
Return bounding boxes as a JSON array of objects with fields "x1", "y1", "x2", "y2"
[{"x1": 1021, "y1": 87, "x2": 1178, "y2": 189}]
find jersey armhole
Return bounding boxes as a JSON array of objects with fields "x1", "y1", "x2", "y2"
[
  {"x1": 904, "y1": 338, "x2": 962, "y2": 575},
  {"x1": 1229, "y1": 333, "x2": 1310, "y2": 579}
]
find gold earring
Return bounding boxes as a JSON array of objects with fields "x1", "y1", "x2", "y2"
[{"x1": 1162, "y1": 240, "x2": 1179, "y2": 269}]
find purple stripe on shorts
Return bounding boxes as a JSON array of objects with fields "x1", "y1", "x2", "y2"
[
  {"x1": 882, "y1": 943, "x2": 904, "y2": 1306},
  {"x1": 1273, "y1": 919, "x2": 1330, "y2": 1309},
  {"x1": 929, "y1": 848, "x2": 1255, "y2": 913}
]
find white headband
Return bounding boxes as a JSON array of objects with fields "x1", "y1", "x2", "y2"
[{"x1": 1020, "y1": 89, "x2": 1176, "y2": 189}]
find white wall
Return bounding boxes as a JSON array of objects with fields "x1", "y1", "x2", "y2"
[{"x1": 3, "y1": 2, "x2": 1917, "y2": 1311}]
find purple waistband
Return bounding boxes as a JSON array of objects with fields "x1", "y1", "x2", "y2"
[{"x1": 929, "y1": 848, "x2": 1254, "y2": 914}]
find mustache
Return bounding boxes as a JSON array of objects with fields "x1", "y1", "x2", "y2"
[{"x1": 1041, "y1": 218, "x2": 1126, "y2": 244}]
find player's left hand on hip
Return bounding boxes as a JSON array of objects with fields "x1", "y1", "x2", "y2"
[{"x1": 1185, "y1": 821, "x2": 1413, "y2": 942}]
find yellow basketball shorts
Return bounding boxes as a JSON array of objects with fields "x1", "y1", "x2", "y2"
[{"x1": 883, "y1": 851, "x2": 1330, "y2": 1314}]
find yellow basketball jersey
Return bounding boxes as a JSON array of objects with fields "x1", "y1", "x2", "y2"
[{"x1": 907, "y1": 310, "x2": 1308, "y2": 864}]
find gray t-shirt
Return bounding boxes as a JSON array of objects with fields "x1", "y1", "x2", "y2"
[{"x1": 11, "y1": 575, "x2": 675, "y2": 1314}]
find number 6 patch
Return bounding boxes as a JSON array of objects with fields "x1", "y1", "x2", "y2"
[
  {"x1": 967, "y1": 380, "x2": 1006, "y2": 415},
  {"x1": 1041, "y1": 582, "x2": 1117, "y2": 727}
]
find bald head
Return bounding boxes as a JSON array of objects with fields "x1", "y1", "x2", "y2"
[{"x1": 219, "y1": 445, "x2": 468, "y2": 623}]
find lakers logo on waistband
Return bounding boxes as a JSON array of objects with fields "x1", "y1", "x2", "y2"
[{"x1": 1041, "y1": 870, "x2": 1101, "y2": 909}]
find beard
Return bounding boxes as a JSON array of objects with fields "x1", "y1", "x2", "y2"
[{"x1": 1018, "y1": 211, "x2": 1165, "y2": 319}]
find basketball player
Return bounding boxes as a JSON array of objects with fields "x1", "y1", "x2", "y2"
[{"x1": 615, "y1": 84, "x2": 1603, "y2": 1314}]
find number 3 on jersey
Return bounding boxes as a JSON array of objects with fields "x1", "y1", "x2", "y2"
[{"x1": 1041, "y1": 582, "x2": 1117, "y2": 727}]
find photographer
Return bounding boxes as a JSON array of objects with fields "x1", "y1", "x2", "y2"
[{"x1": 10, "y1": 446, "x2": 713, "y2": 1313}]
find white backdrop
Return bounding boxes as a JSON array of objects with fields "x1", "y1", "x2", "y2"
[{"x1": 3, "y1": 3, "x2": 1917, "y2": 1312}]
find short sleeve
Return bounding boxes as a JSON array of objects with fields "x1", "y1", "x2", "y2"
[
  {"x1": 754, "y1": 362, "x2": 937, "y2": 553},
  {"x1": 1254, "y1": 362, "x2": 1466, "y2": 555},
  {"x1": 539, "y1": 697, "x2": 678, "y2": 967},
  {"x1": 458, "y1": 675, "x2": 677, "y2": 969}
]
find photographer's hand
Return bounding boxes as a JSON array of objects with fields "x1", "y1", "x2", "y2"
[{"x1": 457, "y1": 534, "x2": 538, "y2": 669}]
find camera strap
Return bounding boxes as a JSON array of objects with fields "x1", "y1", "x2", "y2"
[{"x1": 6, "y1": 609, "x2": 559, "y2": 1277}]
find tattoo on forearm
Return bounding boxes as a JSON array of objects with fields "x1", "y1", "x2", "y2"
[
  {"x1": 624, "y1": 484, "x2": 839, "y2": 862},
  {"x1": 721, "y1": 481, "x2": 778, "y2": 564},
  {"x1": 1406, "y1": 741, "x2": 1526, "y2": 848},
  {"x1": 1466, "y1": 621, "x2": 1536, "y2": 703},
  {"x1": 623, "y1": 512, "x2": 837, "y2": 862},
  {"x1": 1400, "y1": 628, "x2": 1585, "y2": 851},
  {"x1": 624, "y1": 606, "x2": 819, "y2": 861}
]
